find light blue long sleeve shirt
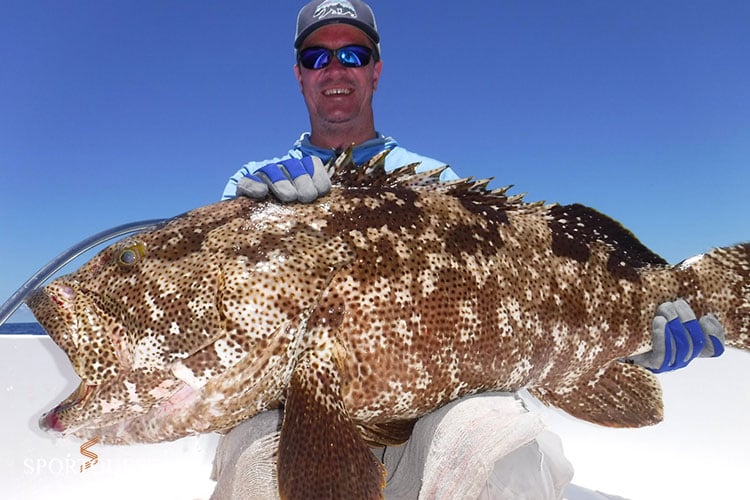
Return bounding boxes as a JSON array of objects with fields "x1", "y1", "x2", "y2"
[{"x1": 221, "y1": 133, "x2": 458, "y2": 200}]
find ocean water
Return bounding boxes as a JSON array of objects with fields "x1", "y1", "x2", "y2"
[{"x1": 0, "y1": 322, "x2": 46, "y2": 335}]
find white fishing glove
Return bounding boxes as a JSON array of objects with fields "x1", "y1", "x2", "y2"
[
  {"x1": 628, "y1": 299, "x2": 725, "y2": 373},
  {"x1": 236, "y1": 156, "x2": 330, "y2": 203}
]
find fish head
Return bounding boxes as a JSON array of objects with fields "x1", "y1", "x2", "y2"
[
  {"x1": 28, "y1": 197, "x2": 356, "y2": 442},
  {"x1": 31, "y1": 281, "x2": 124, "y2": 433},
  {"x1": 28, "y1": 210, "x2": 231, "y2": 439}
]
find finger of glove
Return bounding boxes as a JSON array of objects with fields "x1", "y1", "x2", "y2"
[
  {"x1": 236, "y1": 174, "x2": 269, "y2": 199},
  {"x1": 652, "y1": 316, "x2": 679, "y2": 373},
  {"x1": 672, "y1": 298, "x2": 706, "y2": 362},
  {"x1": 671, "y1": 298, "x2": 699, "y2": 324},
  {"x1": 272, "y1": 159, "x2": 315, "y2": 203},
  {"x1": 698, "y1": 314, "x2": 726, "y2": 358},
  {"x1": 291, "y1": 175, "x2": 319, "y2": 203},
  {"x1": 256, "y1": 162, "x2": 303, "y2": 203},
  {"x1": 302, "y1": 156, "x2": 332, "y2": 196},
  {"x1": 628, "y1": 316, "x2": 669, "y2": 371},
  {"x1": 654, "y1": 300, "x2": 682, "y2": 323},
  {"x1": 664, "y1": 316, "x2": 695, "y2": 369},
  {"x1": 279, "y1": 158, "x2": 322, "y2": 203},
  {"x1": 682, "y1": 318, "x2": 707, "y2": 362}
]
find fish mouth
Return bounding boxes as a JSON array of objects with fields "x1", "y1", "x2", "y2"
[
  {"x1": 39, "y1": 383, "x2": 95, "y2": 434},
  {"x1": 28, "y1": 284, "x2": 92, "y2": 435},
  {"x1": 28, "y1": 281, "x2": 77, "y2": 312}
]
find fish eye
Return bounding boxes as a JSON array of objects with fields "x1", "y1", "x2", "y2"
[{"x1": 117, "y1": 242, "x2": 146, "y2": 267}]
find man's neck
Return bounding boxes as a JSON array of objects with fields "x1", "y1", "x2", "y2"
[{"x1": 308, "y1": 124, "x2": 378, "y2": 151}]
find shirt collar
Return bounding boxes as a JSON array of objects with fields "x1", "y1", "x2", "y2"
[{"x1": 294, "y1": 133, "x2": 398, "y2": 164}]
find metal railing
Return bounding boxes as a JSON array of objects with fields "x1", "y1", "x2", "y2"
[{"x1": 0, "y1": 219, "x2": 166, "y2": 328}]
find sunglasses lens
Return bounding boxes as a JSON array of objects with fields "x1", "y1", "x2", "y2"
[
  {"x1": 299, "y1": 47, "x2": 331, "y2": 70},
  {"x1": 299, "y1": 45, "x2": 373, "y2": 70},
  {"x1": 337, "y1": 46, "x2": 372, "y2": 67}
]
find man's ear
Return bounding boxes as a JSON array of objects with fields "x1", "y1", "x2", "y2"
[
  {"x1": 294, "y1": 64, "x2": 303, "y2": 90},
  {"x1": 372, "y1": 60, "x2": 383, "y2": 92}
]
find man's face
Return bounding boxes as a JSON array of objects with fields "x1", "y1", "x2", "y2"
[{"x1": 294, "y1": 24, "x2": 382, "y2": 137}]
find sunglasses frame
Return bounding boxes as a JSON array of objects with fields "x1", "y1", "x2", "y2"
[{"x1": 297, "y1": 44, "x2": 377, "y2": 70}]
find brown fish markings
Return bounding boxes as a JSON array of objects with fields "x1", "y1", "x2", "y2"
[{"x1": 29, "y1": 151, "x2": 750, "y2": 499}]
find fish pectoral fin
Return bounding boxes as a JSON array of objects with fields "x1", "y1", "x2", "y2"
[
  {"x1": 278, "y1": 352, "x2": 386, "y2": 499},
  {"x1": 530, "y1": 361, "x2": 664, "y2": 428}
]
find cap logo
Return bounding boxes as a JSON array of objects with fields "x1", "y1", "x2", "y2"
[{"x1": 314, "y1": 0, "x2": 358, "y2": 21}]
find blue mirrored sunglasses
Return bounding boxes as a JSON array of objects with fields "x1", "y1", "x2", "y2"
[{"x1": 298, "y1": 45, "x2": 374, "y2": 70}]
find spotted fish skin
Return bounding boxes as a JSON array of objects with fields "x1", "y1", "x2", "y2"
[{"x1": 29, "y1": 152, "x2": 749, "y2": 498}]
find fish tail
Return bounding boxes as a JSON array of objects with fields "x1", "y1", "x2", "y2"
[{"x1": 678, "y1": 243, "x2": 750, "y2": 351}]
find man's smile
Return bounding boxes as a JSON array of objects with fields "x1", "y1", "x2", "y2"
[{"x1": 323, "y1": 88, "x2": 353, "y2": 96}]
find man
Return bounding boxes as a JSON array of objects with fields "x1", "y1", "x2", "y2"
[
  {"x1": 212, "y1": 1, "x2": 725, "y2": 498},
  {"x1": 221, "y1": 0, "x2": 457, "y2": 204}
]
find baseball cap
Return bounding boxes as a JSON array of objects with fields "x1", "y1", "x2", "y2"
[{"x1": 294, "y1": 0, "x2": 380, "y2": 52}]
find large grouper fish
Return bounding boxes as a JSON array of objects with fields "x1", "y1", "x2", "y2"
[{"x1": 29, "y1": 151, "x2": 749, "y2": 499}]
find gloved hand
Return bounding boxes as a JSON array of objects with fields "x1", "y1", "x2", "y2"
[
  {"x1": 628, "y1": 299, "x2": 725, "y2": 373},
  {"x1": 236, "y1": 156, "x2": 330, "y2": 203}
]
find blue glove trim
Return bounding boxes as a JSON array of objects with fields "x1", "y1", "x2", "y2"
[
  {"x1": 256, "y1": 163, "x2": 288, "y2": 183},
  {"x1": 278, "y1": 158, "x2": 308, "y2": 180},
  {"x1": 683, "y1": 318, "x2": 706, "y2": 361},
  {"x1": 666, "y1": 317, "x2": 691, "y2": 370},
  {"x1": 243, "y1": 173, "x2": 265, "y2": 183},
  {"x1": 709, "y1": 335, "x2": 725, "y2": 358},
  {"x1": 653, "y1": 324, "x2": 677, "y2": 373},
  {"x1": 652, "y1": 318, "x2": 710, "y2": 373},
  {"x1": 300, "y1": 156, "x2": 317, "y2": 175}
]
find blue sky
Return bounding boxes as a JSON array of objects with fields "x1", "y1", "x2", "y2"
[
  {"x1": 1, "y1": 4, "x2": 749, "y2": 498},
  {"x1": 1, "y1": 0, "x2": 748, "y2": 322}
]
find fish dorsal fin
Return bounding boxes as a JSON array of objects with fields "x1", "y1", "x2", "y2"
[
  {"x1": 547, "y1": 203, "x2": 668, "y2": 275},
  {"x1": 331, "y1": 148, "x2": 433, "y2": 188},
  {"x1": 278, "y1": 348, "x2": 386, "y2": 499},
  {"x1": 330, "y1": 149, "x2": 532, "y2": 211},
  {"x1": 530, "y1": 361, "x2": 663, "y2": 428}
]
